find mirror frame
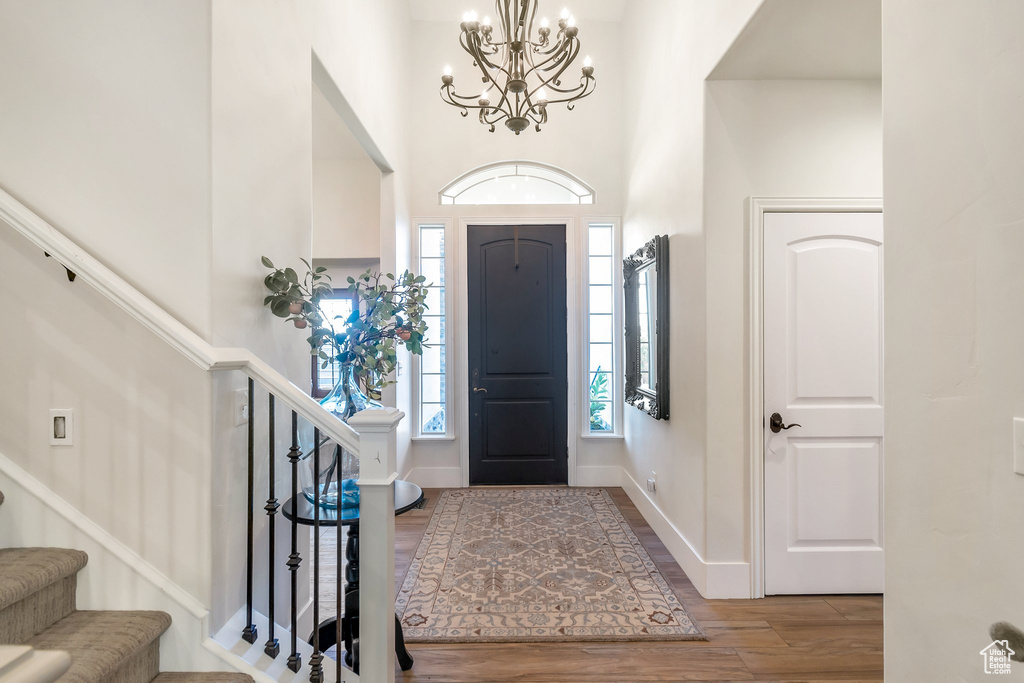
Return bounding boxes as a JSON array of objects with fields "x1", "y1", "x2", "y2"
[{"x1": 623, "y1": 234, "x2": 670, "y2": 420}]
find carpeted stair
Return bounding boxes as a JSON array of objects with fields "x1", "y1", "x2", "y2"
[{"x1": 0, "y1": 498, "x2": 253, "y2": 682}]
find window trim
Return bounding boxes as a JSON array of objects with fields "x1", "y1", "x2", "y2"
[
  {"x1": 310, "y1": 288, "x2": 359, "y2": 399},
  {"x1": 581, "y1": 218, "x2": 624, "y2": 439},
  {"x1": 412, "y1": 218, "x2": 455, "y2": 440},
  {"x1": 439, "y1": 160, "x2": 596, "y2": 206}
]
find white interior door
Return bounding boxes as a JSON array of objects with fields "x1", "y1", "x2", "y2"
[{"x1": 763, "y1": 211, "x2": 884, "y2": 595}]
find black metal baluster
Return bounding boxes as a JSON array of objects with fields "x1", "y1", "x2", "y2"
[
  {"x1": 309, "y1": 428, "x2": 324, "y2": 682},
  {"x1": 336, "y1": 447, "x2": 343, "y2": 681},
  {"x1": 242, "y1": 378, "x2": 258, "y2": 644},
  {"x1": 286, "y1": 411, "x2": 302, "y2": 673},
  {"x1": 264, "y1": 394, "x2": 280, "y2": 658}
]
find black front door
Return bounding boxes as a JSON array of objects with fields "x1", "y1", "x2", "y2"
[{"x1": 468, "y1": 225, "x2": 568, "y2": 485}]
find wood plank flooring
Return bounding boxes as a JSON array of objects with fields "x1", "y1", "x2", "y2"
[{"x1": 322, "y1": 487, "x2": 884, "y2": 681}]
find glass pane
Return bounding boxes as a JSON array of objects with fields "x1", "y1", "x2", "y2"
[
  {"x1": 588, "y1": 372, "x2": 612, "y2": 401},
  {"x1": 320, "y1": 298, "x2": 354, "y2": 330},
  {"x1": 590, "y1": 343, "x2": 612, "y2": 373},
  {"x1": 589, "y1": 256, "x2": 612, "y2": 285},
  {"x1": 589, "y1": 314, "x2": 612, "y2": 344},
  {"x1": 424, "y1": 285, "x2": 444, "y2": 316},
  {"x1": 420, "y1": 227, "x2": 445, "y2": 258},
  {"x1": 422, "y1": 404, "x2": 446, "y2": 433},
  {"x1": 639, "y1": 312, "x2": 650, "y2": 342},
  {"x1": 420, "y1": 258, "x2": 443, "y2": 288},
  {"x1": 422, "y1": 343, "x2": 444, "y2": 374},
  {"x1": 318, "y1": 359, "x2": 341, "y2": 391},
  {"x1": 589, "y1": 285, "x2": 612, "y2": 314},
  {"x1": 422, "y1": 374, "x2": 444, "y2": 404},
  {"x1": 640, "y1": 343, "x2": 650, "y2": 372},
  {"x1": 589, "y1": 226, "x2": 612, "y2": 256},
  {"x1": 455, "y1": 175, "x2": 579, "y2": 205},
  {"x1": 589, "y1": 401, "x2": 612, "y2": 432},
  {"x1": 423, "y1": 315, "x2": 445, "y2": 344}
]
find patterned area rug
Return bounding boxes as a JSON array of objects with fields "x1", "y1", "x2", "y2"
[{"x1": 396, "y1": 488, "x2": 704, "y2": 643}]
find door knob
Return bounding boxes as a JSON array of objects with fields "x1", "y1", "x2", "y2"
[
  {"x1": 473, "y1": 387, "x2": 488, "y2": 393},
  {"x1": 769, "y1": 412, "x2": 801, "y2": 433}
]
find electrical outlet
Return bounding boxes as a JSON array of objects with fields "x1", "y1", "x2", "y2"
[
  {"x1": 647, "y1": 471, "x2": 657, "y2": 493},
  {"x1": 1014, "y1": 418, "x2": 1024, "y2": 476},
  {"x1": 235, "y1": 389, "x2": 249, "y2": 427},
  {"x1": 50, "y1": 409, "x2": 73, "y2": 446}
]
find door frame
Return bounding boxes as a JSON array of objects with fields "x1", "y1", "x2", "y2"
[
  {"x1": 747, "y1": 197, "x2": 883, "y2": 598},
  {"x1": 457, "y1": 217, "x2": 579, "y2": 488}
]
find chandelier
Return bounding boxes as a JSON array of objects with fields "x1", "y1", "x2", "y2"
[{"x1": 439, "y1": 2, "x2": 596, "y2": 135}]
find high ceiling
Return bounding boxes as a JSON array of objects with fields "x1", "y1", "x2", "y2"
[
  {"x1": 710, "y1": 0, "x2": 881, "y2": 80},
  {"x1": 408, "y1": 0, "x2": 625, "y2": 23}
]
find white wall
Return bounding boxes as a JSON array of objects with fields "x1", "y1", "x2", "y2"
[
  {"x1": 408, "y1": 20, "x2": 624, "y2": 217},
  {"x1": 402, "y1": 19, "x2": 627, "y2": 487},
  {"x1": 883, "y1": 1, "x2": 1024, "y2": 679},
  {"x1": 0, "y1": 228, "x2": 214, "y2": 609},
  {"x1": 703, "y1": 80, "x2": 882, "y2": 567},
  {"x1": 0, "y1": 0, "x2": 415, "y2": 646},
  {"x1": 207, "y1": 0, "x2": 414, "y2": 631},
  {"x1": 619, "y1": 0, "x2": 761, "y2": 595},
  {"x1": 0, "y1": 0, "x2": 213, "y2": 338},
  {"x1": 312, "y1": 158, "x2": 381, "y2": 260}
]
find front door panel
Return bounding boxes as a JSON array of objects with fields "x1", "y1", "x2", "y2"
[{"x1": 468, "y1": 225, "x2": 568, "y2": 485}]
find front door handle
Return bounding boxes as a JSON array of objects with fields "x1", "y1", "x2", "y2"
[
  {"x1": 472, "y1": 368, "x2": 487, "y2": 394},
  {"x1": 769, "y1": 412, "x2": 801, "y2": 433}
]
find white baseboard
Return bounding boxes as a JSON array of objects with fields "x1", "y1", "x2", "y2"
[
  {"x1": 575, "y1": 465, "x2": 625, "y2": 487},
  {"x1": 401, "y1": 466, "x2": 461, "y2": 488},
  {"x1": 619, "y1": 468, "x2": 752, "y2": 599}
]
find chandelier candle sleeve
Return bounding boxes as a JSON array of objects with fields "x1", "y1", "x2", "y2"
[{"x1": 440, "y1": 0, "x2": 596, "y2": 134}]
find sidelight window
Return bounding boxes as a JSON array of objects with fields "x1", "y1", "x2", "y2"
[
  {"x1": 416, "y1": 223, "x2": 450, "y2": 437},
  {"x1": 586, "y1": 221, "x2": 619, "y2": 435}
]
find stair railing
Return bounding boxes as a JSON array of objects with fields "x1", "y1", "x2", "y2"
[{"x1": 0, "y1": 186, "x2": 401, "y2": 682}]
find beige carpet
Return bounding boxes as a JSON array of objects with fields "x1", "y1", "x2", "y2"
[{"x1": 396, "y1": 488, "x2": 705, "y2": 643}]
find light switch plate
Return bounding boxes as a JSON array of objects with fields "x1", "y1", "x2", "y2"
[
  {"x1": 50, "y1": 409, "x2": 73, "y2": 446},
  {"x1": 1015, "y1": 418, "x2": 1024, "y2": 476}
]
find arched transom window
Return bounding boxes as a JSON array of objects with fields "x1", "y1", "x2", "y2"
[{"x1": 439, "y1": 161, "x2": 595, "y2": 205}]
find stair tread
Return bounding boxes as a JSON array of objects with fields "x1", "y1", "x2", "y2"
[
  {"x1": 25, "y1": 610, "x2": 171, "y2": 681},
  {"x1": 0, "y1": 548, "x2": 88, "y2": 611},
  {"x1": 151, "y1": 674, "x2": 254, "y2": 682}
]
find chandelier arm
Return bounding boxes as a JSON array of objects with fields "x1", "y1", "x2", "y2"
[
  {"x1": 531, "y1": 33, "x2": 569, "y2": 59},
  {"x1": 527, "y1": 36, "x2": 577, "y2": 75},
  {"x1": 527, "y1": 39, "x2": 579, "y2": 90},
  {"x1": 538, "y1": 76, "x2": 596, "y2": 105},
  {"x1": 443, "y1": 89, "x2": 489, "y2": 105},
  {"x1": 464, "y1": 31, "x2": 513, "y2": 82}
]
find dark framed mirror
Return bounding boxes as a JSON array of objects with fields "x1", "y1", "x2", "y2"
[{"x1": 624, "y1": 235, "x2": 669, "y2": 420}]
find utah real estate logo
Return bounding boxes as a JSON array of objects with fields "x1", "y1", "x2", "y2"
[{"x1": 980, "y1": 640, "x2": 1015, "y2": 675}]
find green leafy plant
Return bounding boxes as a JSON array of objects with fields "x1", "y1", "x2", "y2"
[
  {"x1": 261, "y1": 256, "x2": 430, "y2": 399},
  {"x1": 589, "y1": 368, "x2": 611, "y2": 431}
]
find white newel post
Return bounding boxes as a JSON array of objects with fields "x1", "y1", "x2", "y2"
[{"x1": 349, "y1": 407, "x2": 403, "y2": 683}]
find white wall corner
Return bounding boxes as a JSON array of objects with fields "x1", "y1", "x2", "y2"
[
  {"x1": 401, "y1": 466, "x2": 462, "y2": 489},
  {"x1": 620, "y1": 468, "x2": 752, "y2": 599},
  {"x1": 575, "y1": 465, "x2": 626, "y2": 488},
  {"x1": 619, "y1": 469, "x2": 708, "y2": 596}
]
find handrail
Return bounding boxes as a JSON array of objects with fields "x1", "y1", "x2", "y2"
[{"x1": 0, "y1": 186, "x2": 360, "y2": 456}]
